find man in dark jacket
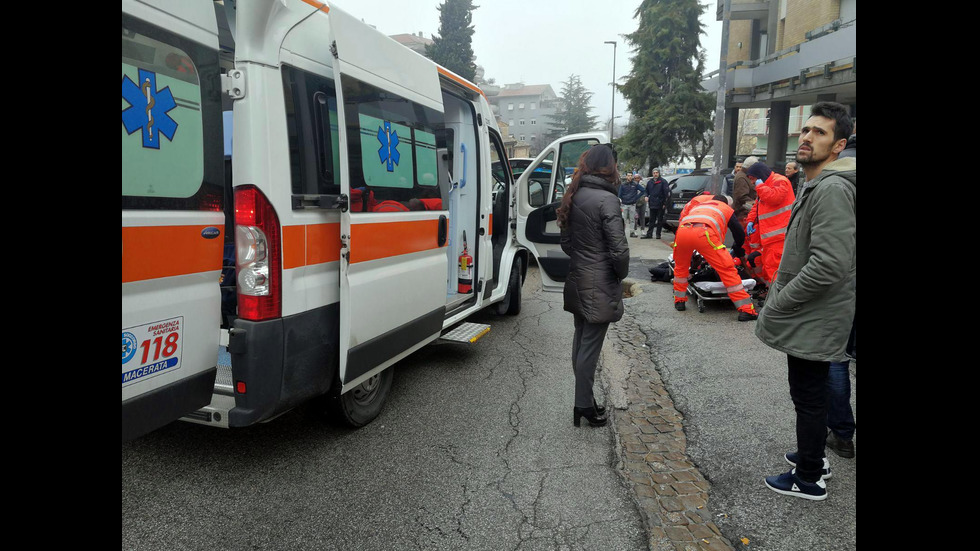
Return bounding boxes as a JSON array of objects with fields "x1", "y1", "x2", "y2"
[
  {"x1": 617, "y1": 174, "x2": 646, "y2": 237},
  {"x1": 641, "y1": 169, "x2": 671, "y2": 239},
  {"x1": 784, "y1": 161, "x2": 802, "y2": 197}
]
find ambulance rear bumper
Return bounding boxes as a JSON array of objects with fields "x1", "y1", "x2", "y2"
[{"x1": 223, "y1": 303, "x2": 341, "y2": 427}]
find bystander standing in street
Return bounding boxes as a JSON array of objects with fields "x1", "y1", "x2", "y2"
[
  {"x1": 725, "y1": 159, "x2": 743, "y2": 196},
  {"x1": 618, "y1": 172, "x2": 646, "y2": 237},
  {"x1": 757, "y1": 101, "x2": 855, "y2": 501},
  {"x1": 557, "y1": 144, "x2": 630, "y2": 428},
  {"x1": 733, "y1": 156, "x2": 757, "y2": 226},
  {"x1": 633, "y1": 174, "x2": 648, "y2": 232},
  {"x1": 785, "y1": 160, "x2": 802, "y2": 197},
  {"x1": 641, "y1": 169, "x2": 671, "y2": 239}
]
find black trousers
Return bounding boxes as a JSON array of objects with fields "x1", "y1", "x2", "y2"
[
  {"x1": 645, "y1": 207, "x2": 666, "y2": 237},
  {"x1": 572, "y1": 315, "x2": 610, "y2": 409},
  {"x1": 787, "y1": 354, "x2": 830, "y2": 483}
]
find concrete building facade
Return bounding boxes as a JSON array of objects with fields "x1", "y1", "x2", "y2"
[
  {"x1": 486, "y1": 83, "x2": 560, "y2": 157},
  {"x1": 702, "y1": 0, "x2": 856, "y2": 172}
]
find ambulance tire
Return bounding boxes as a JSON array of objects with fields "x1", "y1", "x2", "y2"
[
  {"x1": 496, "y1": 257, "x2": 522, "y2": 316},
  {"x1": 326, "y1": 367, "x2": 393, "y2": 428}
]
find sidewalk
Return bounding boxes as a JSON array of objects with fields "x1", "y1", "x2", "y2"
[
  {"x1": 599, "y1": 223, "x2": 856, "y2": 550},
  {"x1": 599, "y1": 228, "x2": 738, "y2": 551}
]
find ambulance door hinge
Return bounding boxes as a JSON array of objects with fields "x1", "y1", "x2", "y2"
[
  {"x1": 330, "y1": 41, "x2": 339, "y2": 59},
  {"x1": 222, "y1": 69, "x2": 246, "y2": 100}
]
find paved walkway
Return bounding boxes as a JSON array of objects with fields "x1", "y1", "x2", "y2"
[{"x1": 601, "y1": 230, "x2": 737, "y2": 551}]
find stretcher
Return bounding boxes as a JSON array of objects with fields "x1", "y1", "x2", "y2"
[{"x1": 669, "y1": 253, "x2": 757, "y2": 313}]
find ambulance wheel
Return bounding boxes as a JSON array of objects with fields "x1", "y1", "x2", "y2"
[
  {"x1": 496, "y1": 257, "x2": 523, "y2": 316},
  {"x1": 326, "y1": 367, "x2": 393, "y2": 428}
]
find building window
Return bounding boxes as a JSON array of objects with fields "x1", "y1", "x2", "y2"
[
  {"x1": 530, "y1": 119, "x2": 536, "y2": 125},
  {"x1": 519, "y1": 119, "x2": 525, "y2": 126},
  {"x1": 518, "y1": 103, "x2": 524, "y2": 109},
  {"x1": 530, "y1": 102, "x2": 536, "y2": 110},
  {"x1": 508, "y1": 103, "x2": 513, "y2": 110},
  {"x1": 509, "y1": 119, "x2": 514, "y2": 127}
]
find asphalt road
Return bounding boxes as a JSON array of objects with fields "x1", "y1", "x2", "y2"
[
  {"x1": 122, "y1": 266, "x2": 647, "y2": 551},
  {"x1": 122, "y1": 238, "x2": 856, "y2": 550},
  {"x1": 617, "y1": 235, "x2": 857, "y2": 550}
]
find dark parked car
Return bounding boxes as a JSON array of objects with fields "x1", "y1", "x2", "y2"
[{"x1": 663, "y1": 169, "x2": 712, "y2": 231}]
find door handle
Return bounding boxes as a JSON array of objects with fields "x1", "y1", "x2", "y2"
[{"x1": 438, "y1": 215, "x2": 448, "y2": 247}]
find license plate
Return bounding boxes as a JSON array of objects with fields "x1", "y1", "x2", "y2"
[{"x1": 673, "y1": 202, "x2": 685, "y2": 209}]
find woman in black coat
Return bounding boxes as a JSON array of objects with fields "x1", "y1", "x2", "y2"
[{"x1": 556, "y1": 144, "x2": 630, "y2": 427}]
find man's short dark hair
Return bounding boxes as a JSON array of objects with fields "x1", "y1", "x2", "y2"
[{"x1": 810, "y1": 101, "x2": 853, "y2": 143}]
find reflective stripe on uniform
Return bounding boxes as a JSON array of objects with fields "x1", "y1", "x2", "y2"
[
  {"x1": 674, "y1": 289, "x2": 687, "y2": 298},
  {"x1": 674, "y1": 276, "x2": 688, "y2": 284},
  {"x1": 733, "y1": 297, "x2": 753, "y2": 308},
  {"x1": 681, "y1": 212, "x2": 723, "y2": 236},
  {"x1": 726, "y1": 283, "x2": 745, "y2": 294},
  {"x1": 761, "y1": 227, "x2": 786, "y2": 240},
  {"x1": 759, "y1": 203, "x2": 793, "y2": 220}
]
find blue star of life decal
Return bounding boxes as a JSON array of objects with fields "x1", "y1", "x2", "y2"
[
  {"x1": 377, "y1": 121, "x2": 400, "y2": 172},
  {"x1": 122, "y1": 68, "x2": 178, "y2": 149}
]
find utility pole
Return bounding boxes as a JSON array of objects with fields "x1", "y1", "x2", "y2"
[
  {"x1": 604, "y1": 40, "x2": 617, "y2": 140},
  {"x1": 710, "y1": 0, "x2": 731, "y2": 194}
]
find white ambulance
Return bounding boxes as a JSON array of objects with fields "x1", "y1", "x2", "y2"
[{"x1": 122, "y1": 0, "x2": 606, "y2": 440}]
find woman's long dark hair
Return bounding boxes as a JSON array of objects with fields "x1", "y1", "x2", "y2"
[{"x1": 556, "y1": 144, "x2": 619, "y2": 229}]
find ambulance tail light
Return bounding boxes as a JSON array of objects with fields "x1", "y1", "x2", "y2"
[{"x1": 235, "y1": 185, "x2": 282, "y2": 321}]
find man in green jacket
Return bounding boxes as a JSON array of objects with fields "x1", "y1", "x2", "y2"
[{"x1": 756, "y1": 102, "x2": 855, "y2": 501}]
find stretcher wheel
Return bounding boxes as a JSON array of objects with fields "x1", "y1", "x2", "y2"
[{"x1": 697, "y1": 298, "x2": 705, "y2": 313}]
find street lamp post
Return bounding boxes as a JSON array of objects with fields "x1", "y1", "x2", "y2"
[{"x1": 604, "y1": 40, "x2": 616, "y2": 140}]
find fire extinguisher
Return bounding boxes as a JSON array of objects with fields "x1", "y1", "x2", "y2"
[{"x1": 458, "y1": 230, "x2": 473, "y2": 294}]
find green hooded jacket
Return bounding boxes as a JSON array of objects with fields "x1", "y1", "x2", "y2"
[{"x1": 755, "y1": 156, "x2": 856, "y2": 362}]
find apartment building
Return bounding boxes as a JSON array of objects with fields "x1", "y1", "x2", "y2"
[
  {"x1": 486, "y1": 83, "x2": 560, "y2": 157},
  {"x1": 702, "y1": 0, "x2": 856, "y2": 170}
]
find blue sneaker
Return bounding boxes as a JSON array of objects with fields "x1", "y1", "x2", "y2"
[
  {"x1": 764, "y1": 469, "x2": 827, "y2": 501},
  {"x1": 784, "y1": 452, "x2": 832, "y2": 480}
]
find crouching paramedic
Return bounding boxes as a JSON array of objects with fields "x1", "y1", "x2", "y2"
[{"x1": 672, "y1": 194, "x2": 759, "y2": 321}]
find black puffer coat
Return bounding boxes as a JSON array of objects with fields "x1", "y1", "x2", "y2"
[{"x1": 560, "y1": 175, "x2": 631, "y2": 323}]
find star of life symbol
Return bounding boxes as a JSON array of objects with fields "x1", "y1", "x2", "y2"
[
  {"x1": 377, "y1": 121, "x2": 400, "y2": 172},
  {"x1": 122, "y1": 68, "x2": 178, "y2": 149}
]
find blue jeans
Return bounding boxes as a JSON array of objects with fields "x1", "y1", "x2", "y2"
[{"x1": 826, "y1": 361, "x2": 855, "y2": 440}]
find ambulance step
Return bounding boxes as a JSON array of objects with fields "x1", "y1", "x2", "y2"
[{"x1": 440, "y1": 322, "x2": 490, "y2": 343}]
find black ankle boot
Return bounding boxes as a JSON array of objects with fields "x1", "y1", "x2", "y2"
[
  {"x1": 574, "y1": 406, "x2": 608, "y2": 427},
  {"x1": 593, "y1": 399, "x2": 606, "y2": 416}
]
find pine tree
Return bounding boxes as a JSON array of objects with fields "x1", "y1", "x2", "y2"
[
  {"x1": 618, "y1": 0, "x2": 714, "y2": 168},
  {"x1": 424, "y1": 0, "x2": 478, "y2": 82},
  {"x1": 545, "y1": 74, "x2": 600, "y2": 141}
]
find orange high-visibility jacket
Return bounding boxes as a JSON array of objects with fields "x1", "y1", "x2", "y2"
[
  {"x1": 679, "y1": 195, "x2": 736, "y2": 240},
  {"x1": 746, "y1": 172, "x2": 795, "y2": 245}
]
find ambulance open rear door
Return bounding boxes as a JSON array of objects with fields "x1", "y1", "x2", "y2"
[
  {"x1": 328, "y1": 6, "x2": 450, "y2": 424},
  {"x1": 516, "y1": 133, "x2": 606, "y2": 291}
]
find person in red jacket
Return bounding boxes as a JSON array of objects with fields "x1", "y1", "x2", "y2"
[
  {"x1": 672, "y1": 194, "x2": 758, "y2": 321},
  {"x1": 744, "y1": 162, "x2": 795, "y2": 285}
]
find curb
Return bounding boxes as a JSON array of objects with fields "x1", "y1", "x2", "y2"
[{"x1": 602, "y1": 286, "x2": 737, "y2": 551}]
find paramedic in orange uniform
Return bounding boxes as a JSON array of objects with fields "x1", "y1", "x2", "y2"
[
  {"x1": 672, "y1": 194, "x2": 759, "y2": 321},
  {"x1": 744, "y1": 162, "x2": 795, "y2": 285}
]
